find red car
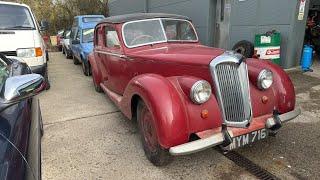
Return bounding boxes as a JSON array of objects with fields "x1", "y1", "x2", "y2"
[{"x1": 89, "y1": 13, "x2": 301, "y2": 166}]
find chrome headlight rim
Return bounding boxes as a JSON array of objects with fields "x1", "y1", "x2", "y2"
[
  {"x1": 190, "y1": 80, "x2": 212, "y2": 104},
  {"x1": 257, "y1": 69, "x2": 273, "y2": 90}
]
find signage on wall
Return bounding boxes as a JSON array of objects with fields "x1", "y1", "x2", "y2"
[{"x1": 298, "y1": 0, "x2": 306, "y2": 21}]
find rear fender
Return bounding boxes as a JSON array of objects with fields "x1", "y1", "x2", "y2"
[
  {"x1": 121, "y1": 74, "x2": 189, "y2": 149},
  {"x1": 88, "y1": 53, "x2": 101, "y2": 84}
]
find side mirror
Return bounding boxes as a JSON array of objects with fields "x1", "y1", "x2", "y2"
[
  {"x1": 40, "y1": 20, "x2": 49, "y2": 31},
  {"x1": 72, "y1": 39, "x2": 80, "y2": 44},
  {"x1": 0, "y1": 74, "x2": 45, "y2": 111}
]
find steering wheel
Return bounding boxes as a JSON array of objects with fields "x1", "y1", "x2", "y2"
[{"x1": 130, "y1": 35, "x2": 154, "y2": 45}]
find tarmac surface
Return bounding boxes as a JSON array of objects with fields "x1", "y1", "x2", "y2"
[{"x1": 41, "y1": 52, "x2": 320, "y2": 180}]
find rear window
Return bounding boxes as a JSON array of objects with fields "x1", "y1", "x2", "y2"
[{"x1": 83, "y1": 17, "x2": 103, "y2": 23}]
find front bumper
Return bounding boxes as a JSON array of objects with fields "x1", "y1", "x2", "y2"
[
  {"x1": 6, "y1": 56, "x2": 46, "y2": 68},
  {"x1": 30, "y1": 64, "x2": 46, "y2": 75},
  {"x1": 169, "y1": 108, "x2": 301, "y2": 156}
]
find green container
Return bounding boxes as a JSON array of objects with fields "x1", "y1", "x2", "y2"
[{"x1": 254, "y1": 32, "x2": 281, "y2": 65}]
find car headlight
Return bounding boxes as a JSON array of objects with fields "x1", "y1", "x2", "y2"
[
  {"x1": 258, "y1": 69, "x2": 273, "y2": 90},
  {"x1": 17, "y1": 48, "x2": 42, "y2": 58},
  {"x1": 190, "y1": 80, "x2": 212, "y2": 104}
]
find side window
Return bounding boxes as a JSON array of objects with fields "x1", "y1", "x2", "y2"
[
  {"x1": 70, "y1": 27, "x2": 77, "y2": 40},
  {"x1": 72, "y1": 18, "x2": 78, "y2": 27},
  {"x1": 105, "y1": 26, "x2": 120, "y2": 48},
  {"x1": 94, "y1": 28, "x2": 98, "y2": 46},
  {"x1": 95, "y1": 26, "x2": 104, "y2": 47},
  {"x1": 76, "y1": 29, "x2": 81, "y2": 41}
]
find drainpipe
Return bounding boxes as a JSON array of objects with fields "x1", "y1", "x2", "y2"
[{"x1": 145, "y1": 0, "x2": 149, "y2": 13}]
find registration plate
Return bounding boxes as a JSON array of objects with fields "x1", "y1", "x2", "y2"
[{"x1": 226, "y1": 129, "x2": 268, "y2": 150}]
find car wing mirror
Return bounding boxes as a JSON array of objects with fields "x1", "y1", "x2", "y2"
[
  {"x1": 72, "y1": 39, "x2": 80, "y2": 44},
  {"x1": 0, "y1": 74, "x2": 45, "y2": 111},
  {"x1": 40, "y1": 20, "x2": 49, "y2": 31}
]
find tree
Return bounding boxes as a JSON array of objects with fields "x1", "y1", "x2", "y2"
[{"x1": 4, "y1": 0, "x2": 109, "y2": 34}]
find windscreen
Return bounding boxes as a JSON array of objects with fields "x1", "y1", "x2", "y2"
[
  {"x1": 122, "y1": 18, "x2": 198, "y2": 48},
  {"x1": 162, "y1": 19, "x2": 197, "y2": 41},
  {"x1": 123, "y1": 19, "x2": 166, "y2": 47},
  {"x1": 0, "y1": 4, "x2": 35, "y2": 30},
  {"x1": 65, "y1": 31, "x2": 71, "y2": 39}
]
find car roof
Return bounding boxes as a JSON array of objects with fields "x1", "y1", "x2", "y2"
[
  {"x1": 75, "y1": 15, "x2": 105, "y2": 18},
  {"x1": 81, "y1": 22, "x2": 99, "y2": 29},
  {"x1": 0, "y1": 1, "x2": 30, "y2": 8},
  {"x1": 74, "y1": 15, "x2": 105, "y2": 28},
  {"x1": 99, "y1": 13, "x2": 191, "y2": 24}
]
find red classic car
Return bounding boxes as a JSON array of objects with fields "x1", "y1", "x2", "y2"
[{"x1": 89, "y1": 13, "x2": 301, "y2": 166}]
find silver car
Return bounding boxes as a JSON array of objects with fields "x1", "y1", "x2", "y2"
[{"x1": 62, "y1": 30, "x2": 72, "y2": 59}]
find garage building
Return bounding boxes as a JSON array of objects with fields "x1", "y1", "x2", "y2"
[{"x1": 108, "y1": 0, "x2": 317, "y2": 69}]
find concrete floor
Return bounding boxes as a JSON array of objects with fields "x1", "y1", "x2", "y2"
[{"x1": 41, "y1": 52, "x2": 320, "y2": 180}]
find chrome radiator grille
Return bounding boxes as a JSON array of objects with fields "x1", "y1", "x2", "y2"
[{"x1": 210, "y1": 53, "x2": 252, "y2": 127}]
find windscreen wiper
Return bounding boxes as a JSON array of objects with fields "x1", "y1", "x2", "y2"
[{"x1": 7, "y1": 26, "x2": 35, "y2": 30}]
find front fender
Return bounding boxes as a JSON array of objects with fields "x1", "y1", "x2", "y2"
[
  {"x1": 247, "y1": 59, "x2": 295, "y2": 114},
  {"x1": 121, "y1": 74, "x2": 189, "y2": 149}
]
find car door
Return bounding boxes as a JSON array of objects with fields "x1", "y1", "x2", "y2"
[
  {"x1": 100, "y1": 25, "x2": 128, "y2": 95},
  {"x1": 74, "y1": 28, "x2": 82, "y2": 59},
  {"x1": 0, "y1": 57, "x2": 41, "y2": 180}
]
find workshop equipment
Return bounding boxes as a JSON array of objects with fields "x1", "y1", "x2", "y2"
[{"x1": 254, "y1": 31, "x2": 281, "y2": 65}]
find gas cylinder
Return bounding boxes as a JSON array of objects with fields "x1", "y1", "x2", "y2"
[{"x1": 301, "y1": 45, "x2": 313, "y2": 72}]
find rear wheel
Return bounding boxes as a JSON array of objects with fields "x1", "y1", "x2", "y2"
[
  {"x1": 137, "y1": 100, "x2": 172, "y2": 166},
  {"x1": 65, "y1": 49, "x2": 72, "y2": 59},
  {"x1": 73, "y1": 55, "x2": 80, "y2": 65},
  {"x1": 46, "y1": 50, "x2": 49, "y2": 61},
  {"x1": 92, "y1": 68, "x2": 102, "y2": 93},
  {"x1": 82, "y1": 61, "x2": 91, "y2": 76},
  {"x1": 65, "y1": 49, "x2": 68, "y2": 58}
]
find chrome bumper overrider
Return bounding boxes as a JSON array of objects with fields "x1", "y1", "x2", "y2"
[
  {"x1": 169, "y1": 109, "x2": 301, "y2": 156},
  {"x1": 266, "y1": 108, "x2": 301, "y2": 128}
]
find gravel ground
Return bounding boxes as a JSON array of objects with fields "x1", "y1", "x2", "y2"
[{"x1": 40, "y1": 52, "x2": 320, "y2": 180}]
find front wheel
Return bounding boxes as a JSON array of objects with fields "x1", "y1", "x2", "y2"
[
  {"x1": 43, "y1": 65, "x2": 50, "y2": 90},
  {"x1": 73, "y1": 55, "x2": 80, "y2": 65},
  {"x1": 65, "y1": 49, "x2": 72, "y2": 59},
  {"x1": 137, "y1": 100, "x2": 172, "y2": 166},
  {"x1": 82, "y1": 61, "x2": 91, "y2": 76},
  {"x1": 92, "y1": 68, "x2": 102, "y2": 93}
]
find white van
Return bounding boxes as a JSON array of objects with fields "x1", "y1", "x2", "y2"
[{"x1": 0, "y1": 1, "x2": 50, "y2": 88}]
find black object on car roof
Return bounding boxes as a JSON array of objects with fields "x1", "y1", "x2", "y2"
[{"x1": 99, "y1": 13, "x2": 191, "y2": 24}]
